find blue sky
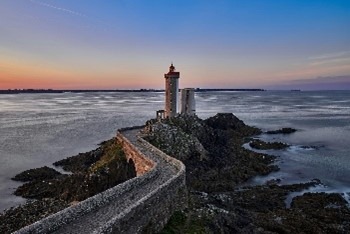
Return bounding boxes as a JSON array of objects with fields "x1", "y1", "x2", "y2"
[{"x1": 0, "y1": 0, "x2": 349, "y2": 89}]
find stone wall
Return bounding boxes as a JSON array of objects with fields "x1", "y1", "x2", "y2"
[
  {"x1": 15, "y1": 126, "x2": 187, "y2": 234},
  {"x1": 15, "y1": 160, "x2": 160, "y2": 234},
  {"x1": 116, "y1": 128, "x2": 155, "y2": 176},
  {"x1": 97, "y1": 137, "x2": 187, "y2": 233}
]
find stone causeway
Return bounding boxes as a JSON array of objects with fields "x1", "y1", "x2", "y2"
[{"x1": 15, "y1": 126, "x2": 187, "y2": 234}]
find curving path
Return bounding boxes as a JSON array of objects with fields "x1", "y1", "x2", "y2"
[{"x1": 15, "y1": 127, "x2": 186, "y2": 234}]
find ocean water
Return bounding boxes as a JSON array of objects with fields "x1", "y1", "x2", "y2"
[{"x1": 0, "y1": 91, "x2": 349, "y2": 211}]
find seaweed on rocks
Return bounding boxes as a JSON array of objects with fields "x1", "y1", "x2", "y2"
[
  {"x1": 14, "y1": 141, "x2": 136, "y2": 202},
  {"x1": 1, "y1": 139, "x2": 136, "y2": 233},
  {"x1": 53, "y1": 149, "x2": 103, "y2": 173}
]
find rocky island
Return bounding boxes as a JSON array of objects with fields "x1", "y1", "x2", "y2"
[
  {"x1": 145, "y1": 113, "x2": 350, "y2": 233},
  {"x1": 1, "y1": 113, "x2": 349, "y2": 233}
]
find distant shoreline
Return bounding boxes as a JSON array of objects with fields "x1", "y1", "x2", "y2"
[{"x1": 0, "y1": 88, "x2": 265, "y2": 94}]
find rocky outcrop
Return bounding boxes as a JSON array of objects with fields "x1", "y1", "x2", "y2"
[
  {"x1": 143, "y1": 121, "x2": 209, "y2": 163},
  {"x1": 249, "y1": 139, "x2": 289, "y2": 150},
  {"x1": 156, "y1": 114, "x2": 350, "y2": 233},
  {"x1": 11, "y1": 166, "x2": 61, "y2": 182},
  {"x1": 256, "y1": 191, "x2": 350, "y2": 233},
  {"x1": 144, "y1": 113, "x2": 276, "y2": 192},
  {"x1": 163, "y1": 180, "x2": 350, "y2": 233},
  {"x1": 1, "y1": 139, "x2": 136, "y2": 233},
  {"x1": 14, "y1": 140, "x2": 136, "y2": 203},
  {"x1": 0, "y1": 199, "x2": 69, "y2": 234},
  {"x1": 53, "y1": 140, "x2": 109, "y2": 173},
  {"x1": 205, "y1": 112, "x2": 249, "y2": 130},
  {"x1": 266, "y1": 127, "x2": 297, "y2": 134}
]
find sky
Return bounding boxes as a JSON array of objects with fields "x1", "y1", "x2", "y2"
[{"x1": 0, "y1": 0, "x2": 349, "y2": 90}]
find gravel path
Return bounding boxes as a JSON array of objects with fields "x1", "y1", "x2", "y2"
[{"x1": 52, "y1": 128, "x2": 178, "y2": 233}]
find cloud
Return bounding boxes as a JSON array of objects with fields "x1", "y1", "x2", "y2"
[
  {"x1": 307, "y1": 51, "x2": 350, "y2": 68},
  {"x1": 309, "y1": 57, "x2": 350, "y2": 66},
  {"x1": 308, "y1": 51, "x2": 350, "y2": 61},
  {"x1": 291, "y1": 75, "x2": 350, "y2": 84},
  {"x1": 275, "y1": 63, "x2": 350, "y2": 80},
  {"x1": 259, "y1": 50, "x2": 350, "y2": 83},
  {"x1": 29, "y1": 0, "x2": 85, "y2": 17}
]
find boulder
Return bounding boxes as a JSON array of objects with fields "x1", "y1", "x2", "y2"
[
  {"x1": 12, "y1": 166, "x2": 61, "y2": 182},
  {"x1": 266, "y1": 128, "x2": 297, "y2": 134},
  {"x1": 249, "y1": 139, "x2": 289, "y2": 150}
]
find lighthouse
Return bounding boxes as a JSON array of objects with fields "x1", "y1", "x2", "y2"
[{"x1": 164, "y1": 63, "x2": 180, "y2": 118}]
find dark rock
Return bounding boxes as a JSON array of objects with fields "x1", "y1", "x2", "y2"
[
  {"x1": 53, "y1": 148, "x2": 103, "y2": 173},
  {"x1": 256, "y1": 192, "x2": 350, "y2": 233},
  {"x1": 14, "y1": 141, "x2": 136, "y2": 203},
  {"x1": 14, "y1": 176, "x2": 67, "y2": 199},
  {"x1": 291, "y1": 192, "x2": 348, "y2": 210},
  {"x1": 53, "y1": 138, "x2": 120, "y2": 173},
  {"x1": 0, "y1": 198, "x2": 69, "y2": 234},
  {"x1": 12, "y1": 166, "x2": 61, "y2": 182},
  {"x1": 249, "y1": 139, "x2": 289, "y2": 150},
  {"x1": 4, "y1": 139, "x2": 137, "y2": 233},
  {"x1": 266, "y1": 179, "x2": 281, "y2": 186},
  {"x1": 266, "y1": 127, "x2": 297, "y2": 134},
  {"x1": 163, "y1": 180, "x2": 350, "y2": 234},
  {"x1": 143, "y1": 120, "x2": 209, "y2": 163},
  {"x1": 144, "y1": 114, "x2": 276, "y2": 193},
  {"x1": 300, "y1": 145, "x2": 324, "y2": 150},
  {"x1": 155, "y1": 114, "x2": 350, "y2": 233},
  {"x1": 230, "y1": 182, "x2": 320, "y2": 211},
  {"x1": 205, "y1": 113, "x2": 262, "y2": 135},
  {"x1": 205, "y1": 113, "x2": 246, "y2": 130}
]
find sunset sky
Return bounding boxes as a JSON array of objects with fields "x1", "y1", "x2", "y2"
[{"x1": 1, "y1": 0, "x2": 349, "y2": 90}]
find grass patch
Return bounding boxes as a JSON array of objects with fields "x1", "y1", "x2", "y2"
[{"x1": 90, "y1": 141, "x2": 126, "y2": 173}]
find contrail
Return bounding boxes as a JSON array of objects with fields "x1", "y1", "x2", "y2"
[
  {"x1": 29, "y1": 0, "x2": 85, "y2": 17},
  {"x1": 28, "y1": 0, "x2": 117, "y2": 31}
]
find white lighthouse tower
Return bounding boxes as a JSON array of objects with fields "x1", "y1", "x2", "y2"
[{"x1": 164, "y1": 63, "x2": 180, "y2": 118}]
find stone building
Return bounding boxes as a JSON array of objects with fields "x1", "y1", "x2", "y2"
[
  {"x1": 180, "y1": 88, "x2": 196, "y2": 116},
  {"x1": 164, "y1": 63, "x2": 180, "y2": 118}
]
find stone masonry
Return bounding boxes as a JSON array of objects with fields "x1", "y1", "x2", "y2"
[{"x1": 14, "y1": 126, "x2": 187, "y2": 234}]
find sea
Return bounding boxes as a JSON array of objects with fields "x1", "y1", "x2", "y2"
[{"x1": 0, "y1": 91, "x2": 349, "y2": 211}]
